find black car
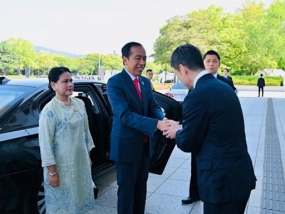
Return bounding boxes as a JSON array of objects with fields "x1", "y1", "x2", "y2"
[{"x1": 0, "y1": 77, "x2": 182, "y2": 214}]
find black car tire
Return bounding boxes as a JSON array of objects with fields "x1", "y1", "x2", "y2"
[{"x1": 22, "y1": 173, "x2": 45, "y2": 214}]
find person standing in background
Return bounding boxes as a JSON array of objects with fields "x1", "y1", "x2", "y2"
[
  {"x1": 146, "y1": 69, "x2": 154, "y2": 90},
  {"x1": 257, "y1": 74, "x2": 266, "y2": 97},
  {"x1": 223, "y1": 68, "x2": 233, "y2": 81},
  {"x1": 39, "y1": 67, "x2": 95, "y2": 214},
  {"x1": 203, "y1": 50, "x2": 236, "y2": 91},
  {"x1": 107, "y1": 42, "x2": 168, "y2": 214}
]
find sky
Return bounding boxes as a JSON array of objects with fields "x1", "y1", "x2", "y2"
[{"x1": 0, "y1": 0, "x2": 275, "y2": 56}]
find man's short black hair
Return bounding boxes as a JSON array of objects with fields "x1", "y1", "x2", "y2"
[
  {"x1": 121, "y1": 42, "x2": 142, "y2": 58},
  {"x1": 224, "y1": 68, "x2": 229, "y2": 72},
  {"x1": 171, "y1": 43, "x2": 205, "y2": 71},
  {"x1": 203, "y1": 50, "x2": 220, "y2": 61},
  {"x1": 146, "y1": 69, "x2": 153, "y2": 73}
]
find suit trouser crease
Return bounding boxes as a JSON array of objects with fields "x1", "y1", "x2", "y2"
[
  {"x1": 115, "y1": 143, "x2": 149, "y2": 214},
  {"x1": 189, "y1": 153, "x2": 199, "y2": 198},
  {"x1": 258, "y1": 87, "x2": 264, "y2": 97}
]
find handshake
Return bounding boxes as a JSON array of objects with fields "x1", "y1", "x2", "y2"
[{"x1": 157, "y1": 118, "x2": 182, "y2": 139}]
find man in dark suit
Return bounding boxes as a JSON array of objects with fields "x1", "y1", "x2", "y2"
[
  {"x1": 181, "y1": 50, "x2": 238, "y2": 205},
  {"x1": 257, "y1": 74, "x2": 266, "y2": 97},
  {"x1": 163, "y1": 44, "x2": 256, "y2": 214},
  {"x1": 107, "y1": 42, "x2": 168, "y2": 214},
  {"x1": 203, "y1": 50, "x2": 236, "y2": 91},
  {"x1": 146, "y1": 69, "x2": 154, "y2": 90},
  {"x1": 223, "y1": 68, "x2": 233, "y2": 81}
]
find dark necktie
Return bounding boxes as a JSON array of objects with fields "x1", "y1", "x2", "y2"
[
  {"x1": 134, "y1": 77, "x2": 148, "y2": 143},
  {"x1": 134, "y1": 77, "x2": 142, "y2": 100}
]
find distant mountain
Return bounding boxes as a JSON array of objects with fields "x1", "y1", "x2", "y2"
[{"x1": 34, "y1": 45, "x2": 86, "y2": 58}]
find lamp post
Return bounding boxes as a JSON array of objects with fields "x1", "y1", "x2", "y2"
[{"x1": 98, "y1": 54, "x2": 101, "y2": 68}]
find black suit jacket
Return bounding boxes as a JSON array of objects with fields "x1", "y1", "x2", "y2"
[
  {"x1": 176, "y1": 73, "x2": 256, "y2": 204},
  {"x1": 224, "y1": 75, "x2": 232, "y2": 81},
  {"x1": 217, "y1": 74, "x2": 236, "y2": 91},
  {"x1": 257, "y1": 77, "x2": 265, "y2": 87}
]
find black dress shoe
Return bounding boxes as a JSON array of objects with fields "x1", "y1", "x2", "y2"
[
  {"x1": 93, "y1": 186, "x2": 98, "y2": 199},
  {"x1": 181, "y1": 196, "x2": 200, "y2": 204}
]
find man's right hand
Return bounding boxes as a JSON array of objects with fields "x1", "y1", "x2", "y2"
[{"x1": 156, "y1": 120, "x2": 169, "y2": 132}]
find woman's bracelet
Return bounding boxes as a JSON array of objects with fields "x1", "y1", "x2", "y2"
[{"x1": 48, "y1": 171, "x2": 58, "y2": 176}]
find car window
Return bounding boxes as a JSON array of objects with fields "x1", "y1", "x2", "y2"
[
  {"x1": 73, "y1": 91, "x2": 100, "y2": 114},
  {"x1": 171, "y1": 82, "x2": 187, "y2": 89},
  {"x1": 0, "y1": 85, "x2": 34, "y2": 115}
]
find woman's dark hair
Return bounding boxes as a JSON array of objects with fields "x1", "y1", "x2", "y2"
[{"x1": 48, "y1": 66, "x2": 71, "y2": 90}]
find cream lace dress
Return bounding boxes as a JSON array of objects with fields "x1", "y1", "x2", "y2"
[{"x1": 39, "y1": 97, "x2": 95, "y2": 214}]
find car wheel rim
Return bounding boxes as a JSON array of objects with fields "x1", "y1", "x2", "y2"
[{"x1": 37, "y1": 182, "x2": 46, "y2": 214}]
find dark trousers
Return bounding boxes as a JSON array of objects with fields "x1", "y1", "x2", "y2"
[
  {"x1": 204, "y1": 193, "x2": 250, "y2": 214},
  {"x1": 258, "y1": 87, "x2": 264, "y2": 97},
  {"x1": 115, "y1": 143, "x2": 149, "y2": 214},
  {"x1": 189, "y1": 153, "x2": 199, "y2": 198}
]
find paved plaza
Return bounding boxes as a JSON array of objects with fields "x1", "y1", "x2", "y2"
[{"x1": 93, "y1": 87, "x2": 285, "y2": 214}]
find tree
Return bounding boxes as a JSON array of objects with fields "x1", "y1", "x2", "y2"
[
  {"x1": 153, "y1": 15, "x2": 190, "y2": 65},
  {"x1": 101, "y1": 54, "x2": 122, "y2": 71},
  {"x1": 153, "y1": 2, "x2": 285, "y2": 75},
  {"x1": 36, "y1": 52, "x2": 58, "y2": 75},
  {"x1": 5, "y1": 38, "x2": 37, "y2": 75},
  {"x1": 144, "y1": 61, "x2": 164, "y2": 74},
  {"x1": 0, "y1": 41, "x2": 19, "y2": 75},
  {"x1": 152, "y1": 6, "x2": 245, "y2": 72},
  {"x1": 75, "y1": 58, "x2": 95, "y2": 75},
  {"x1": 53, "y1": 55, "x2": 77, "y2": 72},
  {"x1": 264, "y1": 0, "x2": 285, "y2": 69}
]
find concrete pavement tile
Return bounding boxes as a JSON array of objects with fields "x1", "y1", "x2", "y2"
[
  {"x1": 149, "y1": 167, "x2": 177, "y2": 179},
  {"x1": 96, "y1": 168, "x2": 117, "y2": 187},
  {"x1": 96, "y1": 185, "x2": 114, "y2": 198},
  {"x1": 246, "y1": 206, "x2": 261, "y2": 214},
  {"x1": 255, "y1": 176, "x2": 264, "y2": 190},
  {"x1": 255, "y1": 155, "x2": 265, "y2": 166},
  {"x1": 189, "y1": 201, "x2": 203, "y2": 214},
  {"x1": 248, "y1": 189, "x2": 262, "y2": 208},
  {"x1": 179, "y1": 159, "x2": 191, "y2": 170},
  {"x1": 89, "y1": 205, "x2": 117, "y2": 214},
  {"x1": 154, "y1": 179, "x2": 189, "y2": 197},
  {"x1": 248, "y1": 149, "x2": 257, "y2": 158},
  {"x1": 94, "y1": 187, "x2": 117, "y2": 208},
  {"x1": 168, "y1": 168, "x2": 191, "y2": 182},
  {"x1": 254, "y1": 165, "x2": 264, "y2": 177},
  {"x1": 145, "y1": 193, "x2": 194, "y2": 214},
  {"x1": 147, "y1": 177, "x2": 167, "y2": 193},
  {"x1": 171, "y1": 146, "x2": 191, "y2": 158},
  {"x1": 166, "y1": 157, "x2": 187, "y2": 168}
]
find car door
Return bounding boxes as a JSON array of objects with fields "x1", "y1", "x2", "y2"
[
  {"x1": 98, "y1": 85, "x2": 182, "y2": 175},
  {"x1": 149, "y1": 91, "x2": 182, "y2": 175}
]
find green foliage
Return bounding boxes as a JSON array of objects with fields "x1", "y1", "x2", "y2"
[
  {"x1": 6, "y1": 38, "x2": 37, "y2": 71},
  {"x1": 0, "y1": 41, "x2": 19, "y2": 75},
  {"x1": 101, "y1": 54, "x2": 121, "y2": 71},
  {"x1": 144, "y1": 62, "x2": 164, "y2": 74},
  {"x1": 153, "y1": 0, "x2": 285, "y2": 74},
  {"x1": 232, "y1": 75, "x2": 283, "y2": 86},
  {"x1": 36, "y1": 52, "x2": 58, "y2": 75}
]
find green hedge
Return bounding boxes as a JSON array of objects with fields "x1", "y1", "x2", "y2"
[{"x1": 232, "y1": 76, "x2": 283, "y2": 86}]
